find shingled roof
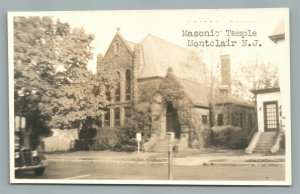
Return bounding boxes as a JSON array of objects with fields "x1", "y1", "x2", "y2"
[
  {"x1": 175, "y1": 77, "x2": 211, "y2": 108},
  {"x1": 137, "y1": 34, "x2": 208, "y2": 83},
  {"x1": 215, "y1": 94, "x2": 254, "y2": 108}
]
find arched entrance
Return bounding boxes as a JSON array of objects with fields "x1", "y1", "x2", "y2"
[{"x1": 166, "y1": 104, "x2": 181, "y2": 139}]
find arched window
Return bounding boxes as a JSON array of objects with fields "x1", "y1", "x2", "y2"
[
  {"x1": 115, "y1": 71, "x2": 121, "y2": 102},
  {"x1": 125, "y1": 70, "x2": 131, "y2": 101}
]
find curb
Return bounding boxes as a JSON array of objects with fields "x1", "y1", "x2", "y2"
[{"x1": 46, "y1": 157, "x2": 285, "y2": 167}]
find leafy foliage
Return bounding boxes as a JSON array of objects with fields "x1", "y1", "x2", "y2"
[
  {"x1": 115, "y1": 109, "x2": 151, "y2": 151},
  {"x1": 190, "y1": 115, "x2": 214, "y2": 148},
  {"x1": 157, "y1": 68, "x2": 193, "y2": 126},
  {"x1": 14, "y1": 16, "x2": 72, "y2": 146},
  {"x1": 212, "y1": 125, "x2": 249, "y2": 149},
  {"x1": 93, "y1": 128, "x2": 121, "y2": 151},
  {"x1": 87, "y1": 109, "x2": 151, "y2": 152},
  {"x1": 47, "y1": 71, "x2": 117, "y2": 128},
  {"x1": 232, "y1": 61, "x2": 279, "y2": 100},
  {"x1": 13, "y1": 16, "x2": 110, "y2": 147}
]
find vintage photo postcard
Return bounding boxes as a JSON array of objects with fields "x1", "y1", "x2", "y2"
[{"x1": 8, "y1": 8, "x2": 291, "y2": 185}]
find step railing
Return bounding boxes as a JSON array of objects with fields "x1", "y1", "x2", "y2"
[
  {"x1": 270, "y1": 127, "x2": 283, "y2": 153},
  {"x1": 245, "y1": 130, "x2": 262, "y2": 154}
]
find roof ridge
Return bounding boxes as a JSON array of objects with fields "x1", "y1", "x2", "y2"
[
  {"x1": 175, "y1": 76, "x2": 203, "y2": 85},
  {"x1": 141, "y1": 33, "x2": 190, "y2": 53}
]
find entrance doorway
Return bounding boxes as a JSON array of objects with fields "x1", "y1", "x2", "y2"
[
  {"x1": 263, "y1": 101, "x2": 279, "y2": 132},
  {"x1": 166, "y1": 104, "x2": 181, "y2": 139}
]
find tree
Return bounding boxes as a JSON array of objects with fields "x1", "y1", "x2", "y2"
[
  {"x1": 116, "y1": 109, "x2": 152, "y2": 152},
  {"x1": 231, "y1": 60, "x2": 279, "y2": 100},
  {"x1": 48, "y1": 70, "x2": 118, "y2": 128},
  {"x1": 13, "y1": 16, "x2": 102, "y2": 147}
]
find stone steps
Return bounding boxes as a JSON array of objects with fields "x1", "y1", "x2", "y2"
[
  {"x1": 253, "y1": 132, "x2": 276, "y2": 154},
  {"x1": 148, "y1": 136, "x2": 177, "y2": 153}
]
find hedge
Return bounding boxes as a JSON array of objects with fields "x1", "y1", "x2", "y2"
[{"x1": 212, "y1": 125, "x2": 249, "y2": 149}]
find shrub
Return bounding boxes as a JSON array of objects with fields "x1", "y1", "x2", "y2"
[
  {"x1": 93, "y1": 128, "x2": 121, "y2": 151},
  {"x1": 119, "y1": 145, "x2": 137, "y2": 152},
  {"x1": 190, "y1": 128, "x2": 214, "y2": 148},
  {"x1": 77, "y1": 127, "x2": 97, "y2": 150},
  {"x1": 113, "y1": 109, "x2": 151, "y2": 152},
  {"x1": 76, "y1": 117, "x2": 102, "y2": 150},
  {"x1": 201, "y1": 129, "x2": 214, "y2": 147},
  {"x1": 74, "y1": 139, "x2": 89, "y2": 151},
  {"x1": 212, "y1": 125, "x2": 248, "y2": 149}
]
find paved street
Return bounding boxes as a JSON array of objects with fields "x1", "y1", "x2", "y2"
[{"x1": 16, "y1": 161, "x2": 285, "y2": 181}]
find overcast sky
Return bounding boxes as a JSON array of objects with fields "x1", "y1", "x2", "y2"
[{"x1": 10, "y1": 9, "x2": 289, "y2": 74}]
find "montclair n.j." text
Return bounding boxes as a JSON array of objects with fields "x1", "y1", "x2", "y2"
[{"x1": 182, "y1": 29, "x2": 262, "y2": 47}]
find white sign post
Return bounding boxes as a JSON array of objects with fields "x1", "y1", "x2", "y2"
[
  {"x1": 136, "y1": 132, "x2": 141, "y2": 154},
  {"x1": 167, "y1": 132, "x2": 175, "y2": 180}
]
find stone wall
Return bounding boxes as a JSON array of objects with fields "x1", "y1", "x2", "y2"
[
  {"x1": 137, "y1": 78, "x2": 162, "y2": 103},
  {"x1": 42, "y1": 129, "x2": 78, "y2": 152}
]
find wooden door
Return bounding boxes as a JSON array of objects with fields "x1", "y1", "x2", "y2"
[{"x1": 263, "y1": 101, "x2": 279, "y2": 132}]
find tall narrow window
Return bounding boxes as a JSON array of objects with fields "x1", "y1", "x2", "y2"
[
  {"x1": 114, "y1": 108, "x2": 120, "y2": 127},
  {"x1": 104, "y1": 109, "x2": 110, "y2": 127},
  {"x1": 232, "y1": 113, "x2": 238, "y2": 127},
  {"x1": 115, "y1": 72, "x2": 121, "y2": 102},
  {"x1": 239, "y1": 113, "x2": 243, "y2": 128},
  {"x1": 217, "y1": 114, "x2": 224, "y2": 126},
  {"x1": 124, "y1": 107, "x2": 132, "y2": 119},
  {"x1": 202, "y1": 115, "x2": 208, "y2": 125},
  {"x1": 125, "y1": 70, "x2": 131, "y2": 101},
  {"x1": 106, "y1": 87, "x2": 111, "y2": 102}
]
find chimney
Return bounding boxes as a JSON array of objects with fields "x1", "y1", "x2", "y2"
[
  {"x1": 96, "y1": 54, "x2": 103, "y2": 74},
  {"x1": 219, "y1": 54, "x2": 231, "y2": 95}
]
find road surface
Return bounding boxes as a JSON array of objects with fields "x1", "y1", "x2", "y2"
[{"x1": 16, "y1": 161, "x2": 285, "y2": 181}]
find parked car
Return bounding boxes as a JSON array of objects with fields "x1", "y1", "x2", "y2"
[{"x1": 15, "y1": 133, "x2": 48, "y2": 176}]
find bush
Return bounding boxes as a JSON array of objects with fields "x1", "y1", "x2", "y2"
[
  {"x1": 75, "y1": 109, "x2": 151, "y2": 152},
  {"x1": 212, "y1": 125, "x2": 248, "y2": 149},
  {"x1": 74, "y1": 139, "x2": 90, "y2": 151},
  {"x1": 190, "y1": 128, "x2": 214, "y2": 148},
  {"x1": 201, "y1": 129, "x2": 214, "y2": 147},
  {"x1": 113, "y1": 109, "x2": 151, "y2": 152},
  {"x1": 77, "y1": 127, "x2": 97, "y2": 150},
  {"x1": 93, "y1": 128, "x2": 121, "y2": 151},
  {"x1": 119, "y1": 145, "x2": 137, "y2": 152}
]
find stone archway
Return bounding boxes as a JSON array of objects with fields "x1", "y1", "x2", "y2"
[
  {"x1": 166, "y1": 104, "x2": 181, "y2": 139},
  {"x1": 149, "y1": 92, "x2": 182, "y2": 139}
]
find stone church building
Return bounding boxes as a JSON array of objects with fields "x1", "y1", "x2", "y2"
[{"x1": 96, "y1": 30, "x2": 256, "y2": 151}]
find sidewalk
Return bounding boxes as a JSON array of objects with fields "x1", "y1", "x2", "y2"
[{"x1": 44, "y1": 150, "x2": 285, "y2": 167}]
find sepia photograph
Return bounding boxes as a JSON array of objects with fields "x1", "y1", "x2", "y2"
[{"x1": 8, "y1": 8, "x2": 291, "y2": 185}]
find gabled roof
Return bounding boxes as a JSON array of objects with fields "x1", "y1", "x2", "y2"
[
  {"x1": 138, "y1": 34, "x2": 208, "y2": 83},
  {"x1": 215, "y1": 94, "x2": 254, "y2": 108},
  {"x1": 103, "y1": 32, "x2": 135, "y2": 57},
  {"x1": 175, "y1": 77, "x2": 210, "y2": 108}
]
